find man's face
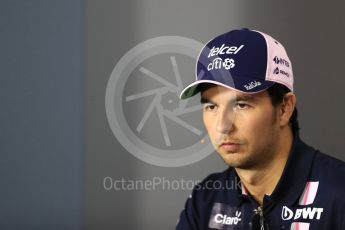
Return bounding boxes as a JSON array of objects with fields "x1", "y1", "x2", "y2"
[{"x1": 201, "y1": 85, "x2": 281, "y2": 169}]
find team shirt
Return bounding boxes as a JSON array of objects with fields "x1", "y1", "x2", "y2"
[{"x1": 176, "y1": 137, "x2": 345, "y2": 229}]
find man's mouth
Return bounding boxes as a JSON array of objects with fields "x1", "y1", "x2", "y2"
[{"x1": 219, "y1": 142, "x2": 242, "y2": 152}]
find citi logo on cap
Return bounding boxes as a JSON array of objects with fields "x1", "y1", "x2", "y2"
[
  {"x1": 208, "y1": 44, "x2": 244, "y2": 58},
  {"x1": 207, "y1": 58, "x2": 235, "y2": 71}
]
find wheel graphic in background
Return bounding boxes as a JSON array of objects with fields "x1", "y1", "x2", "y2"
[{"x1": 105, "y1": 36, "x2": 214, "y2": 167}]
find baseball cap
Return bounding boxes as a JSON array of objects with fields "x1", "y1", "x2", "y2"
[{"x1": 179, "y1": 28, "x2": 293, "y2": 99}]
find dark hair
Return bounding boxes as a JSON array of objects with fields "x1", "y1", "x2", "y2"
[{"x1": 267, "y1": 84, "x2": 299, "y2": 136}]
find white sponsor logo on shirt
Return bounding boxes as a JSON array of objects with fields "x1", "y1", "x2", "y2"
[
  {"x1": 214, "y1": 211, "x2": 242, "y2": 226},
  {"x1": 281, "y1": 206, "x2": 323, "y2": 221}
]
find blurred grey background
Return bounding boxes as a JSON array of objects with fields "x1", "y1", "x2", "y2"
[
  {"x1": 0, "y1": 0, "x2": 83, "y2": 229},
  {"x1": 1, "y1": 0, "x2": 345, "y2": 229}
]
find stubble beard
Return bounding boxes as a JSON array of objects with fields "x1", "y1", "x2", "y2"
[
  {"x1": 224, "y1": 136, "x2": 279, "y2": 170},
  {"x1": 218, "y1": 109, "x2": 281, "y2": 170}
]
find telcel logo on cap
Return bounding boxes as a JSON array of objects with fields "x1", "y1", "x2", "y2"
[{"x1": 208, "y1": 44, "x2": 244, "y2": 58}]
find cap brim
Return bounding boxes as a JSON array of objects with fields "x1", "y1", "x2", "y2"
[{"x1": 179, "y1": 77, "x2": 275, "y2": 99}]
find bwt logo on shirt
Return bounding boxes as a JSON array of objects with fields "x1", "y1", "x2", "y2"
[{"x1": 281, "y1": 206, "x2": 323, "y2": 221}]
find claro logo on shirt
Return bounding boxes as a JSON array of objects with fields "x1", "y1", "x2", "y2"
[
  {"x1": 208, "y1": 203, "x2": 242, "y2": 229},
  {"x1": 281, "y1": 206, "x2": 323, "y2": 221}
]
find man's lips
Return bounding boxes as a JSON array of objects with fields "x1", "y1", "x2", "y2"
[{"x1": 219, "y1": 142, "x2": 242, "y2": 152}]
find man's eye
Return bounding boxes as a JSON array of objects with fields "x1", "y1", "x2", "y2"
[
  {"x1": 235, "y1": 103, "x2": 249, "y2": 109},
  {"x1": 204, "y1": 104, "x2": 217, "y2": 111}
]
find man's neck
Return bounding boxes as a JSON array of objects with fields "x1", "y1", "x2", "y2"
[{"x1": 235, "y1": 129, "x2": 294, "y2": 206}]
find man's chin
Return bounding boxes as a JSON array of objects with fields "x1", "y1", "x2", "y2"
[{"x1": 219, "y1": 154, "x2": 256, "y2": 169}]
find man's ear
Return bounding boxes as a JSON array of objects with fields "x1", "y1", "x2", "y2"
[{"x1": 279, "y1": 92, "x2": 296, "y2": 127}]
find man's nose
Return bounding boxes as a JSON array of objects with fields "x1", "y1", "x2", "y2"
[{"x1": 215, "y1": 108, "x2": 235, "y2": 134}]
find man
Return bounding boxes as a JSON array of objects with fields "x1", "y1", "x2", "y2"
[{"x1": 176, "y1": 28, "x2": 345, "y2": 229}]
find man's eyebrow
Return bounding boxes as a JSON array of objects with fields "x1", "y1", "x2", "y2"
[
  {"x1": 200, "y1": 94, "x2": 254, "y2": 104},
  {"x1": 200, "y1": 97, "x2": 213, "y2": 104},
  {"x1": 234, "y1": 95, "x2": 255, "y2": 102}
]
